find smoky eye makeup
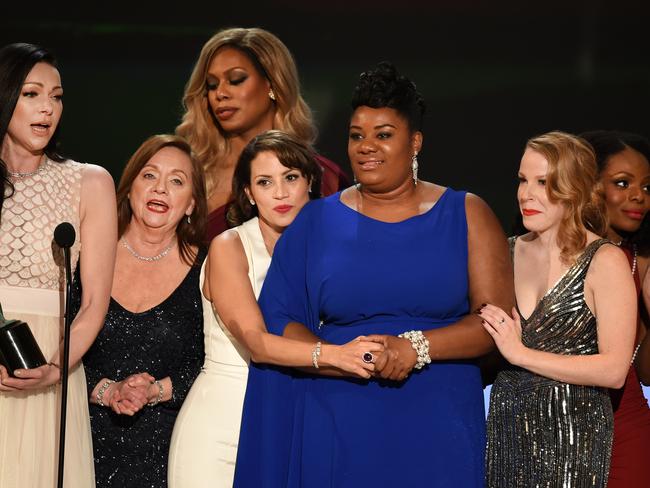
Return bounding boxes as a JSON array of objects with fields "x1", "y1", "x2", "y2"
[{"x1": 230, "y1": 74, "x2": 248, "y2": 85}]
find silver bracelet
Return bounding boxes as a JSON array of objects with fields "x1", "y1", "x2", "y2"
[
  {"x1": 398, "y1": 330, "x2": 431, "y2": 370},
  {"x1": 312, "y1": 341, "x2": 322, "y2": 369},
  {"x1": 147, "y1": 380, "x2": 164, "y2": 407},
  {"x1": 96, "y1": 380, "x2": 114, "y2": 407}
]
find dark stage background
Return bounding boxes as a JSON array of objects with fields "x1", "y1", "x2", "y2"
[{"x1": 3, "y1": 1, "x2": 650, "y2": 232}]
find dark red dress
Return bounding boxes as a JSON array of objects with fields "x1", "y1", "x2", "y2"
[
  {"x1": 204, "y1": 154, "x2": 348, "y2": 242},
  {"x1": 608, "y1": 245, "x2": 650, "y2": 487}
]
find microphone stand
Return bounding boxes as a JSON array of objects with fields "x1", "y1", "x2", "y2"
[{"x1": 56, "y1": 244, "x2": 73, "y2": 488}]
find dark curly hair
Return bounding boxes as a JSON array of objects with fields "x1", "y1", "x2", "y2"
[
  {"x1": 580, "y1": 130, "x2": 650, "y2": 255},
  {"x1": 227, "y1": 130, "x2": 322, "y2": 227},
  {"x1": 351, "y1": 61, "x2": 426, "y2": 132}
]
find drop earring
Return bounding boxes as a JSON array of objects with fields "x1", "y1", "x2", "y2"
[
  {"x1": 268, "y1": 88, "x2": 276, "y2": 101},
  {"x1": 187, "y1": 215, "x2": 191, "y2": 224},
  {"x1": 249, "y1": 199, "x2": 256, "y2": 206},
  {"x1": 411, "y1": 153, "x2": 419, "y2": 185}
]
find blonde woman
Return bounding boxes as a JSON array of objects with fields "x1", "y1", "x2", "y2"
[
  {"x1": 176, "y1": 27, "x2": 347, "y2": 241},
  {"x1": 482, "y1": 132, "x2": 637, "y2": 486}
]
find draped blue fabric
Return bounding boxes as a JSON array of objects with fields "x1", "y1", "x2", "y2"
[{"x1": 235, "y1": 189, "x2": 485, "y2": 487}]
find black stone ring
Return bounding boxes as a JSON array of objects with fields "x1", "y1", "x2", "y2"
[
  {"x1": 362, "y1": 352, "x2": 374, "y2": 364},
  {"x1": 499, "y1": 318, "x2": 506, "y2": 324}
]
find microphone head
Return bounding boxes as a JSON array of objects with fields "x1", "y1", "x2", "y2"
[{"x1": 54, "y1": 222, "x2": 76, "y2": 248}]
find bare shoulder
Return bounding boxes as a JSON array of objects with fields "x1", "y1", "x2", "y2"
[
  {"x1": 208, "y1": 228, "x2": 247, "y2": 268},
  {"x1": 464, "y1": 191, "x2": 492, "y2": 215},
  {"x1": 588, "y1": 241, "x2": 629, "y2": 277},
  {"x1": 81, "y1": 163, "x2": 115, "y2": 188},
  {"x1": 464, "y1": 192, "x2": 503, "y2": 232}
]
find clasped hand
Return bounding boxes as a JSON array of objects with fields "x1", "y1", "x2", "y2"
[
  {"x1": 363, "y1": 335, "x2": 418, "y2": 381},
  {"x1": 107, "y1": 372, "x2": 156, "y2": 416}
]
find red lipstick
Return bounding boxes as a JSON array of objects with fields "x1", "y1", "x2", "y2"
[
  {"x1": 623, "y1": 209, "x2": 645, "y2": 220},
  {"x1": 273, "y1": 205, "x2": 293, "y2": 214},
  {"x1": 522, "y1": 209, "x2": 541, "y2": 216}
]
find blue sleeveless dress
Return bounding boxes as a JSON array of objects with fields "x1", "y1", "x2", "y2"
[{"x1": 235, "y1": 189, "x2": 485, "y2": 487}]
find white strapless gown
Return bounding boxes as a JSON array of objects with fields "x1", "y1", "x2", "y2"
[{"x1": 167, "y1": 217, "x2": 270, "y2": 488}]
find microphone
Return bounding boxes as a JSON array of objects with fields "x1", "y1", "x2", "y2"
[
  {"x1": 54, "y1": 222, "x2": 76, "y2": 488},
  {"x1": 54, "y1": 222, "x2": 76, "y2": 249}
]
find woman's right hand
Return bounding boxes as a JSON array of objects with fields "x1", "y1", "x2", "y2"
[
  {"x1": 322, "y1": 337, "x2": 385, "y2": 379},
  {"x1": 108, "y1": 373, "x2": 155, "y2": 416}
]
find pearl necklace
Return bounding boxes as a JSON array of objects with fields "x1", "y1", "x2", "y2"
[
  {"x1": 121, "y1": 238, "x2": 174, "y2": 262},
  {"x1": 8, "y1": 156, "x2": 47, "y2": 178},
  {"x1": 620, "y1": 242, "x2": 641, "y2": 364}
]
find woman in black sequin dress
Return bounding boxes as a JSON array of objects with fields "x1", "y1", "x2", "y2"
[{"x1": 80, "y1": 134, "x2": 207, "y2": 487}]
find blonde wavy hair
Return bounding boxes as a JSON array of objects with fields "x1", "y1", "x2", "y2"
[
  {"x1": 526, "y1": 131, "x2": 607, "y2": 264},
  {"x1": 176, "y1": 27, "x2": 316, "y2": 194}
]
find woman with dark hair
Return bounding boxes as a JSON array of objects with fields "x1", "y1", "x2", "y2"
[
  {"x1": 177, "y1": 27, "x2": 348, "y2": 241},
  {"x1": 482, "y1": 132, "x2": 636, "y2": 486},
  {"x1": 234, "y1": 63, "x2": 513, "y2": 487},
  {"x1": 0, "y1": 43, "x2": 117, "y2": 487},
  {"x1": 80, "y1": 134, "x2": 207, "y2": 487},
  {"x1": 167, "y1": 130, "x2": 381, "y2": 487},
  {"x1": 581, "y1": 130, "x2": 650, "y2": 488}
]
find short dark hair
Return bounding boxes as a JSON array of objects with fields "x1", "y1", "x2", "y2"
[
  {"x1": 0, "y1": 43, "x2": 63, "y2": 215},
  {"x1": 350, "y1": 61, "x2": 426, "y2": 132},
  {"x1": 581, "y1": 130, "x2": 650, "y2": 255},
  {"x1": 227, "y1": 130, "x2": 322, "y2": 227},
  {"x1": 116, "y1": 134, "x2": 207, "y2": 265}
]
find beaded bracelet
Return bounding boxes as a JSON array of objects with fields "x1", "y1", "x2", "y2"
[
  {"x1": 398, "y1": 330, "x2": 431, "y2": 370},
  {"x1": 312, "y1": 341, "x2": 322, "y2": 369},
  {"x1": 147, "y1": 380, "x2": 164, "y2": 407},
  {"x1": 96, "y1": 380, "x2": 114, "y2": 407}
]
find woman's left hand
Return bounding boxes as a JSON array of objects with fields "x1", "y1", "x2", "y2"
[
  {"x1": 479, "y1": 304, "x2": 527, "y2": 365},
  {"x1": 365, "y1": 335, "x2": 417, "y2": 381},
  {"x1": 0, "y1": 363, "x2": 60, "y2": 390}
]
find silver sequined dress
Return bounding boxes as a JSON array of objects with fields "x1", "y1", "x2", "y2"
[{"x1": 486, "y1": 238, "x2": 614, "y2": 488}]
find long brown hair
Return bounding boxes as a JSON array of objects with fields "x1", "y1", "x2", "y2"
[
  {"x1": 116, "y1": 134, "x2": 207, "y2": 265},
  {"x1": 176, "y1": 27, "x2": 316, "y2": 195},
  {"x1": 526, "y1": 131, "x2": 607, "y2": 264}
]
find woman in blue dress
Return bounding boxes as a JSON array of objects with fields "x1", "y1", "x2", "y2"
[{"x1": 234, "y1": 62, "x2": 513, "y2": 487}]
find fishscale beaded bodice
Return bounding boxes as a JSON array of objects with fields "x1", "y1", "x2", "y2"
[{"x1": 0, "y1": 159, "x2": 82, "y2": 290}]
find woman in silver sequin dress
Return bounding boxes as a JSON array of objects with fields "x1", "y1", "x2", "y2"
[{"x1": 480, "y1": 131, "x2": 638, "y2": 487}]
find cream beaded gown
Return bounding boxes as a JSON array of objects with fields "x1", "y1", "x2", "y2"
[
  {"x1": 0, "y1": 159, "x2": 95, "y2": 488},
  {"x1": 168, "y1": 217, "x2": 270, "y2": 488}
]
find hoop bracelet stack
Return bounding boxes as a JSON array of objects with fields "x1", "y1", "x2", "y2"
[
  {"x1": 148, "y1": 380, "x2": 164, "y2": 407},
  {"x1": 312, "y1": 341, "x2": 322, "y2": 369},
  {"x1": 96, "y1": 380, "x2": 114, "y2": 407},
  {"x1": 398, "y1": 330, "x2": 431, "y2": 370}
]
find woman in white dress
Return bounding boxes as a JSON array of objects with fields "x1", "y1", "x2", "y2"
[
  {"x1": 168, "y1": 130, "x2": 383, "y2": 487},
  {"x1": 0, "y1": 43, "x2": 117, "y2": 488}
]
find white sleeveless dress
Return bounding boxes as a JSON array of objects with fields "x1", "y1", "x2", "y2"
[
  {"x1": 167, "y1": 217, "x2": 270, "y2": 488},
  {"x1": 0, "y1": 159, "x2": 95, "y2": 487}
]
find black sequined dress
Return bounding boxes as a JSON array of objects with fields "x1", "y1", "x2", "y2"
[
  {"x1": 486, "y1": 238, "x2": 614, "y2": 488},
  {"x1": 79, "y1": 250, "x2": 205, "y2": 488}
]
